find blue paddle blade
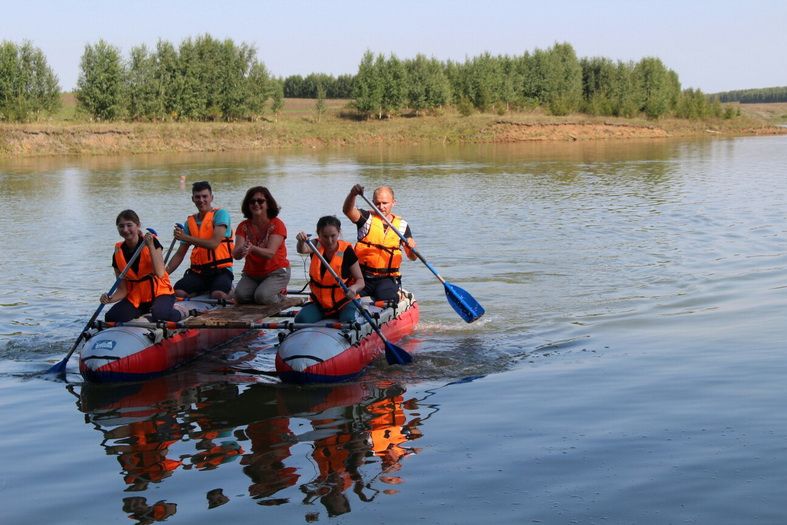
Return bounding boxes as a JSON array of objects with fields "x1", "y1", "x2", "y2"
[
  {"x1": 385, "y1": 341, "x2": 413, "y2": 365},
  {"x1": 444, "y1": 282, "x2": 485, "y2": 323}
]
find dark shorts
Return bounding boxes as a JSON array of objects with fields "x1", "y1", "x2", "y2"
[
  {"x1": 174, "y1": 268, "x2": 234, "y2": 296},
  {"x1": 360, "y1": 276, "x2": 401, "y2": 302},
  {"x1": 105, "y1": 295, "x2": 180, "y2": 323}
]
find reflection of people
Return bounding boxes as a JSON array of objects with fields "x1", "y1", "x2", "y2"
[
  {"x1": 122, "y1": 497, "x2": 177, "y2": 524},
  {"x1": 242, "y1": 417, "x2": 300, "y2": 501},
  {"x1": 232, "y1": 186, "x2": 291, "y2": 304},
  {"x1": 206, "y1": 488, "x2": 229, "y2": 509},
  {"x1": 101, "y1": 210, "x2": 180, "y2": 323},
  {"x1": 105, "y1": 418, "x2": 183, "y2": 491},
  {"x1": 294, "y1": 216, "x2": 365, "y2": 323},
  {"x1": 343, "y1": 184, "x2": 416, "y2": 302},
  {"x1": 165, "y1": 181, "x2": 234, "y2": 301}
]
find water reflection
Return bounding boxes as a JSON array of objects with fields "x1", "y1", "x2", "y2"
[{"x1": 71, "y1": 373, "x2": 434, "y2": 521}]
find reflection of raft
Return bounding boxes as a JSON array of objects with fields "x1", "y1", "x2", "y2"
[
  {"x1": 275, "y1": 291, "x2": 419, "y2": 384},
  {"x1": 79, "y1": 297, "x2": 303, "y2": 383}
]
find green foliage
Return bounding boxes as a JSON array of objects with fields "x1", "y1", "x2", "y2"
[
  {"x1": 380, "y1": 53, "x2": 408, "y2": 117},
  {"x1": 715, "y1": 86, "x2": 787, "y2": 103},
  {"x1": 76, "y1": 40, "x2": 126, "y2": 121},
  {"x1": 541, "y1": 43, "x2": 583, "y2": 116},
  {"x1": 314, "y1": 84, "x2": 327, "y2": 122},
  {"x1": 73, "y1": 35, "x2": 274, "y2": 122},
  {"x1": 270, "y1": 78, "x2": 284, "y2": 118},
  {"x1": 0, "y1": 40, "x2": 61, "y2": 122},
  {"x1": 283, "y1": 73, "x2": 355, "y2": 98},
  {"x1": 353, "y1": 50, "x2": 384, "y2": 118},
  {"x1": 633, "y1": 57, "x2": 673, "y2": 119},
  {"x1": 407, "y1": 54, "x2": 451, "y2": 114}
]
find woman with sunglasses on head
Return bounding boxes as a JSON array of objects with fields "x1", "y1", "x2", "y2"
[{"x1": 232, "y1": 186, "x2": 291, "y2": 304}]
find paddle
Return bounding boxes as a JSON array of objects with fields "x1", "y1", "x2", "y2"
[
  {"x1": 304, "y1": 238, "x2": 412, "y2": 365},
  {"x1": 47, "y1": 228, "x2": 156, "y2": 377},
  {"x1": 163, "y1": 223, "x2": 184, "y2": 264},
  {"x1": 358, "y1": 193, "x2": 485, "y2": 323}
]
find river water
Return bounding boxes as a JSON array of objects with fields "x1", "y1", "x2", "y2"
[{"x1": 1, "y1": 137, "x2": 787, "y2": 524}]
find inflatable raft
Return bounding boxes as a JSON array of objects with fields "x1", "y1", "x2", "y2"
[
  {"x1": 78, "y1": 291, "x2": 418, "y2": 384},
  {"x1": 275, "y1": 291, "x2": 419, "y2": 384},
  {"x1": 79, "y1": 297, "x2": 303, "y2": 383}
]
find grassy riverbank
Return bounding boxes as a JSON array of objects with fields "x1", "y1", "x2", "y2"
[{"x1": 2, "y1": 98, "x2": 786, "y2": 158}]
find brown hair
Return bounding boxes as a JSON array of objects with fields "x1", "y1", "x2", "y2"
[
  {"x1": 241, "y1": 186, "x2": 280, "y2": 219},
  {"x1": 316, "y1": 215, "x2": 341, "y2": 233},
  {"x1": 115, "y1": 209, "x2": 140, "y2": 225}
]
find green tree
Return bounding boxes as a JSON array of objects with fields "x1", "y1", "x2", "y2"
[
  {"x1": 76, "y1": 40, "x2": 126, "y2": 121},
  {"x1": 0, "y1": 40, "x2": 61, "y2": 122},
  {"x1": 270, "y1": 78, "x2": 284, "y2": 121},
  {"x1": 126, "y1": 44, "x2": 159, "y2": 120},
  {"x1": 612, "y1": 61, "x2": 640, "y2": 117},
  {"x1": 314, "y1": 84, "x2": 327, "y2": 122},
  {"x1": 542, "y1": 43, "x2": 583, "y2": 116},
  {"x1": 633, "y1": 57, "x2": 674, "y2": 119},
  {"x1": 353, "y1": 50, "x2": 384, "y2": 118},
  {"x1": 380, "y1": 54, "x2": 407, "y2": 117},
  {"x1": 581, "y1": 56, "x2": 617, "y2": 115},
  {"x1": 407, "y1": 54, "x2": 451, "y2": 114}
]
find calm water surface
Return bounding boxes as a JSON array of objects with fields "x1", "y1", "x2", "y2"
[{"x1": 1, "y1": 137, "x2": 787, "y2": 524}]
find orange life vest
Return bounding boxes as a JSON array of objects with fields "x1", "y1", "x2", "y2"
[
  {"x1": 186, "y1": 209, "x2": 234, "y2": 273},
  {"x1": 114, "y1": 241, "x2": 174, "y2": 308},
  {"x1": 355, "y1": 214, "x2": 407, "y2": 277},
  {"x1": 309, "y1": 240, "x2": 356, "y2": 316}
]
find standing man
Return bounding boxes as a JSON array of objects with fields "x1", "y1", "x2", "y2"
[
  {"x1": 165, "y1": 181, "x2": 234, "y2": 301},
  {"x1": 342, "y1": 184, "x2": 416, "y2": 302}
]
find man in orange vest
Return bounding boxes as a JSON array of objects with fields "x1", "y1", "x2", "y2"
[
  {"x1": 343, "y1": 184, "x2": 417, "y2": 302},
  {"x1": 166, "y1": 181, "x2": 234, "y2": 301}
]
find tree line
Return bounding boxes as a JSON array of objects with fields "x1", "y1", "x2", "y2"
[
  {"x1": 352, "y1": 43, "x2": 734, "y2": 120},
  {"x1": 76, "y1": 36, "x2": 281, "y2": 121},
  {"x1": 1, "y1": 37, "x2": 741, "y2": 122},
  {"x1": 714, "y1": 86, "x2": 787, "y2": 104},
  {"x1": 283, "y1": 73, "x2": 354, "y2": 99}
]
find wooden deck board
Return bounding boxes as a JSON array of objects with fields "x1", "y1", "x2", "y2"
[{"x1": 183, "y1": 297, "x2": 305, "y2": 328}]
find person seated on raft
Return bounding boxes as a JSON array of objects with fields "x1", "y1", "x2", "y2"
[
  {"x1": 165, "y1": 180, "x2": 234, "y2": 301},
  {"x1": 101, "y1": 210, "x2": 181, "y2": 323},
  {"x1": 294, "y1": 216, "x2": 365, "y2": 324},
  {"x1": 231, "y1": 186, "x2": 291, "y2": 305},
  {"x1": 342, "y1": 184, "x2": 417, "y2": 303}
]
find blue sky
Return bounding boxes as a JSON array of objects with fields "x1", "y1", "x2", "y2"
[{"x1": 3, "y1": 0, "x2": 786, "y2": 93}]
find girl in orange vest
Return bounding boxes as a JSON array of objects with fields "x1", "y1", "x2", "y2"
[
  {"x1": 294, "y1": 216, "x2": 365, "y2": 323},
  {"x1": 101, "y1": 210, "x2": 181, "y2": 323}
]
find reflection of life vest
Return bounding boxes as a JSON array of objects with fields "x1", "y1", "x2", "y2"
[
  {"x1": 309, "y1": 240, "x2": 357, "y2": 316},
  {"x1": 119, "y1": 421, "x2": 182, "y2": 484},
  {"x1": 368, "y1": 395, "x2": 410, "y2": 469},
  {"x1": 186, "y1": 209, "x2": 234, "y2": 273},
  {"x1": 243, "y1": 418, "x2": 299, "y2": 498},
  {"x1": 191, "y1": 441, "x2": 243, "y2": 470},
  {"x1": 114, "y1": 241, "x2": 174, "y2": 308},
  {"x1": 311, "y1": 430, "x2": 354, "y2": 493},
  {"x1": 355, "y1": 214, "x2": 407, "y2": 277}
]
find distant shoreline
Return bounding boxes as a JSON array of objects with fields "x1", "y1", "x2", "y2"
[{"x1": 2, "y1": 100, "x2": 786, "y2": 158}]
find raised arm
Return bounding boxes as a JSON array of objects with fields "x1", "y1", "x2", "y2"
[{"x1": 342, "y1": 184, "x2": 364, "y2": 223}]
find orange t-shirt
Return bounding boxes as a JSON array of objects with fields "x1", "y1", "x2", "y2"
[{"x1": 236, "y1": 217, "x2": 289, "y2": 277}]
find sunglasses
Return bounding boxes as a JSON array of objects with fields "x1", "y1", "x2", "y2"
[{"x1": 250, "y1": 198, "x2": 266, "y2": 205}]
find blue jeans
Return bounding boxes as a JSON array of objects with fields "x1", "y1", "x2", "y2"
[{"x1": 294, "y1": 301, "x2": 357, "y2": 324}]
